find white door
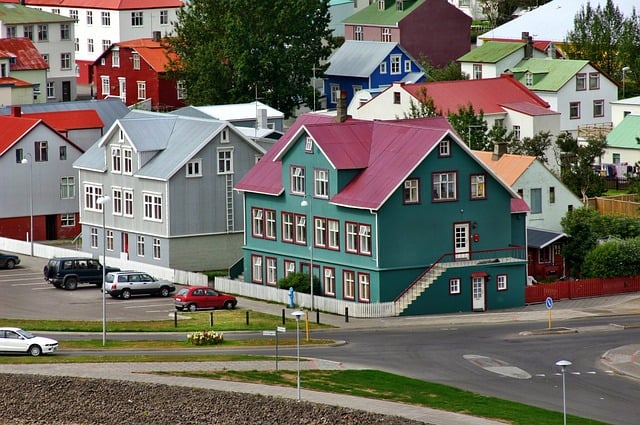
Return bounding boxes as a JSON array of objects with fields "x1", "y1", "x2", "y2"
[
  {"x1": 472, "y1": 277, "x2": 485, "y2": 311},
  {"x1": 118, "y1": 77, "x2": 126, "y2": 102},
  {"x1": 454, "y1": 223, "x2": 470, "y2": 260}
]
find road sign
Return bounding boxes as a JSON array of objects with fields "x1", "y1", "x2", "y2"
[
  {"x1": 262, "y1": 330, "x2": 276, "y2": 336},
  {"x1": 277, "y1": 326, "x2": 286, "y2": 333},
  {"x1": 545, "y1": 297, "x2": 553, "y2": 309}
]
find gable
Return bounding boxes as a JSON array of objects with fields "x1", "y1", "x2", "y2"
[
  {"x1": 458, "y1": 41, "x2": 525, "y2": 64},
  {"x1": 325, "y1": 41, "x2": 405, "y2": 78},
  {"x1": 509, "y1": 58, "x2": 590, "y2": 92},
  {"x1": 606, "y1": 115, "x2": 640, "y2": 149},
  {"x1": 344, "y1": 0, "x2": 424, "y2": 25}
]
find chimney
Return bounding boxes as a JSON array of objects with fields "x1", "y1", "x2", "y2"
[
  {"x1": 335, "y1": 90, "x2": 348, "y2": 123},
  {"x1": 547, "y1": 42, "x2": 556, "y2": 59},
  {"x1": 492, "y1": 142, "x2": 508, "y2": 161},
  {"x1": 11, "y1": 105, "x2": 21, "y2": 117},
  {"x1": 256, "y1": 108, "x2": 267, "y2": 129},
  {"x1": 152, "y1": 31, "x2": 161, "y2": 42},
  {"x1": 524, "y1": 35, "x2": 533, "y2": 59}
]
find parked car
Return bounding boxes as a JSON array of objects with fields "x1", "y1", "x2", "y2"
[
  {"x1": 104, "y1": 271, "x2": 176, "y2": 299},
  {"x1": 0, "y1": 327, "x2": 58, "y2": 356},
  {"x1": 0, "y1": 252, "x2": 20, "y2": 269},
  {"x1": 43, "y1": 257, "x2": 120, "y2": 290},
  {"x1": 174, "y1": 286, "x2": 237, "y2": 312}
]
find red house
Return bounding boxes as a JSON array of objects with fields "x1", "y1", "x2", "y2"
[{"x1": 90, "y1": 33, "x2": 185, "y2": 111}]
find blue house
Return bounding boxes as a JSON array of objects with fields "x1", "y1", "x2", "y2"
[
  {"x1": 323, "y1": 40, "x2": 424, "y2": 110},
  {"x1": 236, "y1": 106, "x2": 529, "y2": 316}
]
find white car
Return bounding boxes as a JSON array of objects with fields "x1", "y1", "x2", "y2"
[{"x1": 0, "y1": 327, "x2": 58, "y2": 356}]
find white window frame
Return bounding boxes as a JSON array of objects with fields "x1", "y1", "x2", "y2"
[
  {"x1": 217, "y1": 148, "x2": 233, "y2": 174},
  {"x1": 112, "y1": 49, "x2": 120, "y2": 68},
  {"x1": 358, "y1": 273, "x2": 370, "y2": 302},
  {"x1": 497, "y1": 274, "x2": 508, "y2": 291},
  {"x1": 470, "y1": 174, "x2": 486, "y2": 199},
  {"x1": 473, "y1": 64, "x2": 482, "y2": 80},
  {"x1": 106, "y1": 230, "x2": 114, "y2": 251},
  {"x1": 324, "y1": 267, "x2": 336, "y2": 296},
  {"x1": 403, "y1": 179, "x2": 419, "y2": 204},
  {"x1": 61, "y1": 213, "x2": 75, "y2": 227},
  {"x1": 112, "y1": 188, "x2": 123, "y2": 215},
  {"x1": 60, "y1": 176, "x2": 75, "y2": 199},
  {"x1": 133, "y1": 52, "x2": 140, "y2": 70},
  {"x1": 346, "y1": 222, "x2": 357, "y2": 253},
  {"x1": 136, "y1": 235, "x2": 145, "y2": 257},
  {"x1": 295, "y1": 214, "x2": 306, "y2": 245},
  {"x1": 143, "y1": 192, "x2": 162, "y2": 222},
  {"x1": 160, "y1": 10, "x2": 169, "y2": 25},
  {"x1": 101, "y1": 11, "x2": 111, "y2": 26},
  {"x1": 282, "y1": 212, "x2": 293, "y2": 242},
  {"x1": 439, "y1": 139, "x2": 450, "y2": 156},
  {"x1": 90, "y1": 228, "x2": 99, "y2": 248},
  {"x1": 265, "y1": 210, "x2": 276, "y2": 240},
  {"x1": 252, "y1": 255, "x2": 263, "y2": 283},
  {"x1": 124, "y1": 189, "x2": 134, "y2": 217},
  {"x1": 123, "y1": 148, "x2": 133, "y2": 175},
  {"x1": 390, "y1": 54, "x2": 401, "y2": 74},
  {"x1": 186, "y1": 158, "x2": 202, "y2": 177},
  {"x1": 111, "y1": 146, "x2": 121, "y2": 173},
  {"x1": 379, "y1": 61, "x2": 387, "y2": 74},
  {"x1": 101, "y1": 76, "x2": 110, "y2": 95},
  {"x1": 449, "y1": 278, "x2": 461, "y2": 294},
  {"x1": 314, "y1": 168, "x2": 329, "y2": 198},
  {"x1": 137, "y1": 81, "x2": 146, "y2": 100},
  {"x1": 315, "y1": 217, "x2": 326, "y2": 248},
  {"x1": 381, "y1": 27, "x2": 391, "y2": 42},
  {"x1": 343, "y1": 270, "x2": 355, "y2": 300},
  {"x1": 266, "y1": 257, "x2": 277, "y2": 286},
  {"x1": 359, "y1": 224, "x2": 371, "y2": 255},
  {"x1": 328, "y1": 219, "x2": 339, "y2": 250},
  {"x1": 131, "y1": 11, "x2": 143, "y2": 27},
  {"x1": 433, "y1": 172, "x2": 457, "y2": 201},
  {"x1": 84, "y1": 184, "x2": 103, "y2": 211},
  {"x1": 290, "y1": 166, "x2": 305, "y2": 195},
  {"x1": 153, "y1": 238, "x2": 161, "y2": 259},
  {"x1": 252, "y1": 208, "x2": 264, "y2": 238}
]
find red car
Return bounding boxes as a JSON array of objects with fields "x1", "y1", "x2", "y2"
[{"x1": 174, "y1": 286, "x2": 238, "y2": 312}]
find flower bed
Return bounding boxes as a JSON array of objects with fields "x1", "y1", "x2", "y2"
[{"x1": 187, "y1": 330, "x2": 224, "y2": 345}]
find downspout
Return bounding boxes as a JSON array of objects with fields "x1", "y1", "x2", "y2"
[{"x1": 370, "y1": 209, "x2": 379, "y2": 268}]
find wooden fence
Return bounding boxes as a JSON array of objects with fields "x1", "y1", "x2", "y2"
[
  {"x1": 525, "y1": 275, "x2": 640, "y2": 303},
  {"x1": 586, "y1": 194, "x2": 640, "y2": 218}
]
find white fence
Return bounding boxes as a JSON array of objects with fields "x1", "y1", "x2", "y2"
[{"x1": 213, "y1": 277, "x2": 397, "y2": 318}]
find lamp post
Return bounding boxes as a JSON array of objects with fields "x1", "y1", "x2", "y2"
[
  {"x1": 622, "y1": 66, "x2": 631, "y2": 98},
  {"x1": 555, "y1": 359, "x2": 572, "y2": 425},
  {"x1": 300, "y1": 197, "x2": 314, "y2": 311},
  {"x1": 467, "y1": 124, "x2": 484, "y2": 149},
  {"x1": 20, "y1": 154, "x2": 34, "y2": 256},
  {"x1": 291, "y1": 310, "x2": 304, "y2": 400},
  {"x1": 96, "y1": 195, "x2": 111, "y2": 346}
]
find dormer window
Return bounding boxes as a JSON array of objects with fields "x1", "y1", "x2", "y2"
[
  {"x1": 525, "y1": 71, "x2": 533, "y2": 86},
  {"x1": 378, "y1": 0, "x2": 385, "y2": 10},
  {"x1": 396, "y1": 0, "x2": 403, "y2": 11}
]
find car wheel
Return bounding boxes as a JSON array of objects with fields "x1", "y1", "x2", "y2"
[
  {"x1": 187, "y1": 303, "x2": 197, "y2": 312},
  {"x1": 121, "y1": 289, "x2": 131, "y2": 300},
  {"x1": 224, "y1": 300, "x2": 236, "y2": 310},
  {"x1": 64, "y1": 277, "x2": 78, "y2": 291},
  {"x1": 5, "y1": 259, "x2": 15, "y2": 269},
  {"x1": 43, "y1": 265, "x2": 49, "y2": 276},
  {"x1": 28, "y1": 345, "x2": 42, "y2": 357},
  {"x1": 159, "y1": 287, "x2": 171, "y2": 297}
]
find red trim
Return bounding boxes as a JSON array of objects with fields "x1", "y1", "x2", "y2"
[{"x1": 471, "y1": 271, "x2": 488, "y2": 278}]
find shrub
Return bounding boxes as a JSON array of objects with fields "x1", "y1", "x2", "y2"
[
  {"x1": 186, "y1": 330, "x2": 224, "y2": 345},
  {"x1": 582, "y1": 237, "x2": 640, "y2": 278},
  {"x1": 277, "y1": 272, "x2": 321, "y2": 294}
]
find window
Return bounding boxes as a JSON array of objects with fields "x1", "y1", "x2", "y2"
[
  {"x1": 153, "y1": 238, "x2": 161, "y2": 259},
  {"x1": 378, "y1": 0, "x2": 385, "y2": 10},
  {"x1": 61, "y1": 213, "x2": 75, "y2": 227},
  {"x1": 324, "y1": 268, "x2": 336, "y2": 296},
  {"x1": 550, "y1": 187, "x2": 555, "y2": 204},
  {"x1": 84, "y1": 184, "x2": 103, "y2": 211},
  {"x1": 15, "y1": 148, "x2": 24, "y2": 163},
  {"x1": 593, "y1": 99, "x2": 604, "y2": 117},
  {"x1": 217, "y1": 148, "x2": 233, "y2": 174},
  {"x1": 24, "y1": 25, "x2": 33, "y2": 40},
  {"x1": 358, "y1": 273, "x2": 370, "y2": 302},
  {"x1": 265, "y1": 210, "x2": 276, "y2": 240},
  {"x1": 186, "y1": 158, "x2": 202, "y2": 177},
  {"x1": 576, "y1": 73, "x2": 586, "y2": 91},
  {"x1": 495, "y1": 119, "x2": 504, "y2": 128},
  {"x1": 393, "y1": 91, "x2": 401, "y2": 104},
  {"x1": 137, "y1": 235, "x2": 145, "y2": 257},
  {"x1": 404, "y1": 59, "x2": 412, "y2": 72},
  {"x1": 314, "y1": 169, "x2": 328, "y2": 198},
  {"x1": 41, "y1": 54, "x2": 48, "y2": 65},
  {"x1": 143, "y1": 193, "x2": 162, "y2": 221},
  {"x1": 497, "y1": 274, "x2": 508, "y2": 291},
  {"x1": 470, "y1": 174, "x2": 486, "y2": 199},
  {"x1": 160, "y1": 10, "x2": 169, "y2": 25},
  {"x1": 432, "y1": 172, "x2": 457, "y2": 201},
  {"x1": 251, "y1": 255, "x2": 263, "y2": 283},
  {"x1": 252, "y1": 208, "x2": 264, "y2": 237},
  {"x1": 60, "y1": 53, "x2": 71, "y2": 70},
  {"x1": 111, "y1": 146, "x2": 121, "y2": 173},
  {"x1": 390, "y1": 55, "x2": 401, "y2": 74},
  {"x1": 328, "y1": 219, "x2": 339, "y2": 250},
  {"x1": 346, "y1": 222, "x2": 357, "y2": 253},
  {"x1": 352, "y1": 84, "x2": 362, "y2": 95},
  {"x1": 37, "y1": 25, "x2": 48, "y2": 41},
  {"x1": 112, "y1": 50, "x2": 119, "y2": 67},
  {"x1": 60, "y1": 23, "x2": 70, "y2": 40},
  {"x1": 35, "y1": 141, "x2": 48, "y2": 162},
  {"x1": 70, "y1": 9, "x2": 78, "y2": 21},
  {"x1": 33, "y1": 84, "x2": 41, "y2": 95},
  {"x1": 52, "y1": 8, "x2": 60, "y2": 14},
  {"x1": 60, "y1": 176, "x2": 74, "y2": 199},
  {"x1": 123, "y1": 148, "x2": 132, "y2": 174},
  {"x1": 112, "y1": 188, "x2": 122, "y2": 215},
  {"x1": 137, "y1": 81, "x2": 146, "y2": 99},
  {"x1": 124, "y1": 190, "x2": 133, "y2": 216},
  {"x1": 525, "y1": 72, "x2": 533, "y2": 86},
  {"x1": 131, "y1": 11, "x2": 143, "y2": 26},
  {"x1": 539, "y1": 246, "x2": 552, "y2": 263},
  {"x1": 295, "y1": 214, "x2": 306, "y2": 244},
  {"x1": 290, "y1": 166, "x2": 305, "y2": 195},
  {"x1": 513, "y1": 125, "x2": 521, "y2": 141},
  {"x1": 177, "y1": 81, "x2": 186, "y2": 99},
  {"x1": 133, "y1": 53, "x2": 140, "y2": 70},
  {"x1": 403, "y1": 179, "x2": 419, "y2": 204},
  {"x1": 343, "y1": 270, "x2": 355, "y2": 300},
  {"x1": 330, "y1": 83, "x2": 340, "y2": 104},
  {"x1": 86, "y1": 11, "x2": 93, "y2": 25},
  {"x1": 282, "y1": 212, "x2": 294, "y2": 242},
  {"x1": 305, "y1": 136, "x2": 313, "y2": 152},
  {"x1": 47, "y1": 81, "x2": 55, "y2": 98},
  {"x1": 473, "y1": 64, "x2": 482, "y2": 79},
  {"x1": 354, "y1": 25, "x2": 363, "y2": 41},
  {"x1": 396, "y1": 0, "x2": 404, "y2": 10},
  {"x1": 59, "y1": 146, "x2": 67, "y2": 160},
  {"x1": 101, "y1": 76, "x2": 110, "y2": 95},
  {"x1": 381, "y1": 27, "x2": 391, "y2": 42},
  {"x1": 315, "y1": 217, "x2": 326, "y2": 248},
  {"x1": 266, "y1": 257, "x2": 277, "y2": 286},
  {"x1": 102, "y1": 40, "x2": 111, "y2": 51},
  {"x1": 284, "y1": 260, "x2": 296, "y2": 277},
  {"x1": 101, "y1": 11, "x2": 111, "y2": 26},
  {"x1": 530, "y1": 188, "x2": 542, "y2": 214},
  {"x1": 379, "y1": 61, "x2": 387, "y2": 74},
  {"x1": 90, "y1": 228, "x2": 98, "y2": 248},
  {"x1": 6, "y1": 26, "x2": 16, "y2": 38},
  {"x1": 359, "y1": 224, "x2": 371, "y2": 255},
  {"x1": 74, "y1": 37, "x2": 79, "y2": 52},
  {"x1": 221, "y1": 128, "x2": 229, "y2": 143},
  {"x1": 105, "y1": 230, "x2": 113, "y2": 251},
  {"x1": 439, "y1": 139, "x2": 450, "y2": 157},
  {"x1": 569, "y1": 101, "x2": 580, "y2": 119},
  {"x1": 589, "y1": 72, "x2": 600, "y2": 90},
  {"x1": 449, "y1": 278, "x2": 461, "y2": 294}
]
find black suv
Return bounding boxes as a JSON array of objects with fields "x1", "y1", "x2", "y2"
[{"x1": 43, "y1": 257, "x2": 120, "y2": 290}]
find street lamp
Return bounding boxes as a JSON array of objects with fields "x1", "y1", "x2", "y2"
[
  {"x1": 20, "y1": 154, "x2": 34, "y2": 256},
  {"x1": 300, "y1": 197, "x2": 314, "y2": 311},
  {"x1": 96, "y1": 195, "x2": 111, "y2": 346},
  {"x1": 555, "y1": 359, "x2": 572, "y2": 425},
  {"x1": 622, "y1": 66, "x2": 631, "y2": 98},
  {"x1": 291, "y1": 310, "x2": 304, "y2": 400}
]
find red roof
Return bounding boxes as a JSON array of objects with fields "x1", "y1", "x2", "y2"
[
  {"x1": 5, "y1": 0, "x2": 183, "y2": 10},
  {"x1": 0, "y1": 115, "x2": 39, "y2": 155},
  {"x1": 402, "y1": 75, "x2": 550, "y2": 115},
  {"x1": 0, "y1": 38, "x2": 48, "y2": 70},
  {"x1": 116, "y1": 38, "x2": 177, "y2": 72},
  {"x1": 23, "y1": 110, "x2": 103, "y2": 131},
  {"x1": 0, "y1": 76, "x2": 33, "y2": 87}
]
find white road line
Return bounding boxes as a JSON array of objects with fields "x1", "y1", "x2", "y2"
[
  {"x1": 123, "y1": 304, "x2": 174, "y2": 309},
  {"x1": 12, "y1": 282, "x2": 48, "y2": 286}
]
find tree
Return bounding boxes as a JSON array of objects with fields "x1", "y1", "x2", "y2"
[
  {"x1": 557, "y1": 132, "x2": 607, "y2": 200},
  {"x1": 510, "y1": 130, "x2": 553, "y2": 165},
  {"x1": 418, "y1": 58, "x2": 468, "y2": 82},
  {"x1": 402, "y1": 87, "x2": 439, "y2": 119},
  {"x1": 446, "y1": 104, "x2": 489, "y2": 151},
  {"x1": 165, "y1": 0, "x2": 336, "y2": 117},
  {"x1": 479, "y1": 0, "x2": 552, "y2": 27}
]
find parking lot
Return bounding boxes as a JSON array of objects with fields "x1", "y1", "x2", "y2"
[{"x1": 0, "y1": 254, "x2": 180, "y2": 321}]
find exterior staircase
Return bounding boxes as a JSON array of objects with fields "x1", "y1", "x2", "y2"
[{"x1": 395, "y1": 264, "x2": 446, "y2": 314}]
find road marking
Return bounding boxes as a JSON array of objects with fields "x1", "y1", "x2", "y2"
[
  {"x1": 123, "y1": 303, "x2": 174, "y2": 309},
  {"x1": 463, "y1": 354, "x2": 532, "y2": 379},
  {"x1": 12, "y1": 282, "x2": 48, "y2": 286}
]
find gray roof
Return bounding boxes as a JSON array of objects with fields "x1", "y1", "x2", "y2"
[
  {"x1": 172, "y1": 101, "x2": 284, "y2": 121},
  {"x1": 0, "y1": 98, "x2": 129, "y2": 131},
  {"x1": 527, "y1": 227, "x2": 567, "y2": 249},
  {"x1": 325, "y1": 41, "x2": 415, "y2": 77}
]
